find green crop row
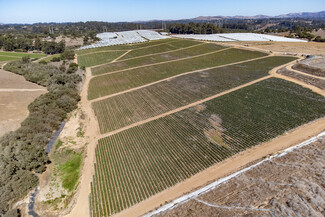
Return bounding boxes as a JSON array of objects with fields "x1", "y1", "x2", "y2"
[
  {"x1": 77, "y1": 50, "x2": 127, "y2": 67},
  {"x1": 93, "y1": 56, "x2": 296, "y2": 133},
  {"x1": 90, "y1": 77, "x2": 325, "y2": 216},
  {"x1": 88, "y1": 48, "x2": 268, "y2": 99},
  {"x1": 76, "y1": 38, "x2": 176, "y2": 55},
  {"x1": 90, "y1": 43, "x2": 223, "y2": 74}
]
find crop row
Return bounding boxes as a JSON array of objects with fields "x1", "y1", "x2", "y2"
[
  {"x1": 76, "y1": 38, "x2": 176, "y2": 55},
  {"x1": 93, "y1": 56, "x2": 296, "y2": 133},
  {"x1": 118, "y1": 39, "x2": 201, "y2": 60},
  {"x1": 88, "y1": 48, "x2": 267, "y2": 99},
  {"x1": 90, "y1": 77, "x2": 325, "y2": 216},
  {"x1": 77, "y1": 50, "x2": 127, "y2": 67},
  {"x1": 91, "y1": 43, "x2": 223, "y2": 74}
]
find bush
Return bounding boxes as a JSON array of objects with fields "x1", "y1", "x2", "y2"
[
  {"x1": 39, "y1": 60, "x2": 47, "y2": 65},
  {"x1": 51, "y1": 56, "x2": 61, "y2": 62},
  {"x1": 0, "y1": 54, "x2": 82, "y2": 216},
  {"x1": 60, "y1": 50, "x2": 75, "y2": 60}
]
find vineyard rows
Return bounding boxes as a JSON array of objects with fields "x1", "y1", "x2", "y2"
[
  {"x1": 76, "y1": 38, "x2": 176, "y2": 55},
  {"x1": 117, "y1": 39, "x2": 200, "y2": 60},
  {"x1": 88, "y1": 48, "x2": 267, "y2": 99},
  {"x1": 90, "y1": 43, "x2": 223, "y2": 74},
  {"x1": 93, "y1": 56, "x2": 296, "y2": 133},
  {"x1": 90, "y1": 78, "x2": 325, "y2": 216},
  {"x1": 77, "y1": 50, "x2": 126, "y2": 67}
]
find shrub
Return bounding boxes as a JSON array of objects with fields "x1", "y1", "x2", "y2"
[{"x1": 51, "y1": 56, "x2": 61, "y2": 62}]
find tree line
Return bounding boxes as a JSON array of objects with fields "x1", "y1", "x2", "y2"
[
  {"x1": 0, "y1": 34, "x2": 66, "y2": 54},
  {"x1": 169, "y1": 22, "x2": 225, "y2": 34},
  {"x1": 0, "y1": 53, "x2": 82, "y2": 217}
]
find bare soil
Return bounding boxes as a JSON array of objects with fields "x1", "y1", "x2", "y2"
[
  {"x1": 224, "y1": 41, "x2": 325, "y2": 56},
  {"x1": 277, "y1": 67, "x2": 325, "y2": 90},
  {"x1": 0, "y1": 69, "x2": 46, "y2": 137},
  {"x1": 54, "y1": 36, "x2": 84, "y2": 47},
  {"x1": 158, "y1": 135, "x2": 325, "y2": 217}
]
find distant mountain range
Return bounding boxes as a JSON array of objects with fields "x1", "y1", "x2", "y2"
[
  {"x1": 134, "y1": 11, "x2": 325, "y2": 23},
  {"x1": 191, "y1": 11, "x2": 325, "y2": 21}
]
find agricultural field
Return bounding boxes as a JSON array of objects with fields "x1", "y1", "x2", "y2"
[
  {"x1": 157, "y1": 136, "x2": 325, "y2": 217},
  {"x1": 0, "y1": 51, "x2": 45, "y2": 62},
  {"x1": 76, "y1": 38, "x2": 176, "y2": 55},
  {"x1": 88, "y1": 48, "x2": 268, "y2": 99},
  {"x1": 91, "y1": 43, "x2": 222, "y2": 73},
  {"x1": 93, "y1": 56, "x2": 296, "y2": 133},
  {"x1": 90, "y1": 78, "x2": 325, "y2": 216},
  {"x1": 77, "y1": 50, "x2": 127, "y2": 67},
  {"x1": 75, "y1": 37, "x2": 325, "y2": 217}
]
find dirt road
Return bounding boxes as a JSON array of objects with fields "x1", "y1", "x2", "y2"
[
  {"x1": 64, "y1": 67, "x2": 101, "y2": 217},
  {"x1": 113, "y1": 117, "x2": 325, "y2": 217},
  {"x1": 65, "y1": 44, "x2": 324, "y2": 217}
]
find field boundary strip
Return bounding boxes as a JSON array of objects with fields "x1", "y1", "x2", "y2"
[
  {"x1": 288, "y1": 65, "x2": 325, "y2": 80},
  {"x1": 91, "y1": 47, "x2": 232, "y2": 77},
  {"x1": 111, "y1": 50, "x2": 132, "y2": 63},
  {"x1": 143, "y1": 130, "x2": 325, "y2": 217},
  {"x1": 90, "y1": 55, "x2": 272, "y2": 103},
  {"x1": 270, "y1": 61, "x2": 325, "y2": 97},
  {"x1": 98, "y1": 75, "x2": 273, "y2": 138}
]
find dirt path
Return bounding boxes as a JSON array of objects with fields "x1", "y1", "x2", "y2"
[
  {"x1": 112, "y1": 43, "x2": 203, "y2": 63},
  {"x1": 91, "y1": 48, "x2": 231, "y2": 77},
  {"x1": 269, "y1": 60, "x2": 325, "y2": 97},
  {"x1": 113, "y1": 117, "x2": 325, "y2": 217},
  {"x1": 64, "y1": 64, "x2": 101, "y2": 217},
  {"x1": 65, "y1": 42, "x2": 320, "y2": 217},
  {"x1": 99, "y1": 75, "x2": 272, "y2": 138},
  {"x1": 78, "y1": 40, "x2": 176, "y2": 56},
  {"x1": 111, "y1": 50, "x2": 132, "y2": 63},
  {"x1": 91, "y1": 55, "x2": 271, "y2": 102},
  {"x1": 288, "y1": 65, "x2": 325, "y2": 80}
]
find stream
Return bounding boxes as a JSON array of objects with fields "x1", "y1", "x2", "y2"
[{"x1": 28, "y1": 121, "x2": 66, "y2": 216}]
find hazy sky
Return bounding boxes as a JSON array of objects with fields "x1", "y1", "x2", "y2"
[{"x1": 0, "y1": 0, "x2": 324, "y2": 24}]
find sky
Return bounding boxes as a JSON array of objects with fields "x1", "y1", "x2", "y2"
[{"x1": 0, "y1": 0, "x2": 324, "y2": 24}]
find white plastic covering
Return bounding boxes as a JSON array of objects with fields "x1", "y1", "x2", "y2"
[
  {"x1": 173, "y1": 33, "x2": 307, "y2": 42},
  {"x1": 144, "y1": 131, "x2": 325, "y2": 217},
  {"x1": 79, "y1": 30, "x2": 171, "y2": 50},
  {"x1": 137, "y1": 30, "x2": 170, "y2": 40}
]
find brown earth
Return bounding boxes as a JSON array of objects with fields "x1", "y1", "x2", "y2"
[
  {"x1": 222, "y1": 41, "x2": 325, "y2": 56},
  {"x1": 158, "y1": 134, "x2": 325, "y2": 217},
  {"x1": 0, "y1": 68, "x2": 46, "y2": 137}
]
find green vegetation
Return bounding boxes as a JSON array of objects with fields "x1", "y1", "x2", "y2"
[
  {"x1": 91, "y1": 78, "x2": 325, "y2": 216},
  {"x1": 77, "y1": 51, "x2": 126, "y2": 67},
  {"x1": 0, "y1": 56, "x2": 82, "y2": 216},
  {"x1": 90, "y1": 43, "x2": 223, "y2": 73},
  {"x1": 88, "y1": 48, "x2": 267, "y2": 99},
  {"x1": 118, "y1": 39, "x2": 200, "y2": 60},
  {"x1": 169, "y1": 22, "x2": 225, "y2": 34},
  {"x1": 57, "y1": 151, "x2": 83, "y2": 191},
  {"x1": 93, "y1": 56, "x2": 296, "y2": 133},
  {"x1": 313, "y1": 36, "x2": 325, "y2": 42},
  {"x1": 75, "y1": 38, "x2": 175, "y2": 55},
  {"x1": 0, "y1": 51, "x2": 45, "y2": 58},
  {"x1": 0, "y1": 55, "x2": 20, "y2": 62}
]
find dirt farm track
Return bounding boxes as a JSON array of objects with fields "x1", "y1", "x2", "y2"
[{"x1": 62, "y1": 37, "x2": 325, "y2": 217}]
